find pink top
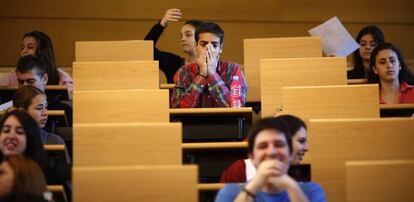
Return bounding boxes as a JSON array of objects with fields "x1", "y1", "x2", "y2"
[
  {"x1": 0, "y1": 68, "x2": 73, "y2": 100},
  {"x1": 379, "y1": 82, "x2": 414, "y2": 104}
]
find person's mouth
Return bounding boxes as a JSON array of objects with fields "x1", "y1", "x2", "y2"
[{"x1": 4, "y1": 139, "x2": 17, "y2": 151}]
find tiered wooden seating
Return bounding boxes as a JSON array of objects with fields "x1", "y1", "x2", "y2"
[
  {"x1": 244, "y1": 36, "x2": 322, "y2": 102},
  {"x1": 75, "y1": 40, "x2": 153, "y2": 62},
  {"x1": 346, "y1": 159, "x2": 414, "y2": 202},
  {"x1": 307, "y1": 118, "x2": 414, "y2": 202},
  {"x1": 74, "y1": 123, "x2": 182, "y2": 166},
  {"x1": 73, "y1": 89, "x2": 169, "y2": 123},
  {"x1": 260, "y1": 57, "x2": 347, "y2": 117},
  {"x1": 279, "y1": 84, "x2": 380, "y2": 119},
  {"x1": 73, "y1": 165, "x2": 198, "y2": 202},
  {"x1": 73, "y1": 61, "x2": 159, "y2": 90}
]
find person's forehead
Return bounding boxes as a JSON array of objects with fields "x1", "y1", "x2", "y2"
[
  {"x1": 198, "y1": 33, "x2": 220, "y2": 43},
  {"x1": 23, "y1": 36, "x2": 37, "y2": 43},
  {"x1": 4, "y1": 115, "x2": 21, "y2": 126},
  {"x1": 377, "y1": 49, "x2": 397, "y2": 58},
  {"x1": 16, "y1": 69, "x2": 39, "y2": 79},
  {"x1": 361, "y1": 34, "x2": 374, "y2": 41},
  {"x1": 255, "y1": 129, "x2": 286, "y2": 144},
  {"x1": 181, "y1": 24, "x2": 195, "y2": 32}
]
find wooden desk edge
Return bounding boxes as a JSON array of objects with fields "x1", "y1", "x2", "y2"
[
  {"x1": 380, "y1": 104, "x2": 414, "y2": 110},
  {"x1": 182, "y1": 142, "x2": 247, "y2": 150},
  {"x1": 170, "y1": 107, "x2": 253, "y2": 114},
  {"x1": 198, "y1": 183, "x2": 226, "y2": 191}
]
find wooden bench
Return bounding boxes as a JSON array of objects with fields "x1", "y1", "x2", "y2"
[
  {"x1": 73, "y1": 61, "x2": 159, "y2": 90},
  {"x1": 74, "y1": 89, "x2": 169, "y2": 123},
  {"x1": 73, "y1": 165, "x2": 198, "y2": 202},
  {"x1": 74, "y1": 122, "x2": 182, "y2": 166},
  {"x1": 75, "y1": 40, "x2": 153, "y2": 62},
  {"x1": 244, "y1": 36, "x2": 322, "y2": 102},
  {"x1": 346, "y1": 159, "x2": 414, "y2": 202},
  {"x1": 307, "y1": 118, "x2": 414, "y2": 202},
  {"x1": 279, "y1": 84, "x2": 380, "y2": 119},
  {"x1": 260, "y1": 57, "x2": 347, "y2": 117}
]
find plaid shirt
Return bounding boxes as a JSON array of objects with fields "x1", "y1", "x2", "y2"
[{"x1": 171, "y1": 60, "x2": 247, "y2": 108}]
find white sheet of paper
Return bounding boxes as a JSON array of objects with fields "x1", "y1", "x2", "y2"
[{"x1": 309, "y1": 16, "x2": 359, "y2": 57}]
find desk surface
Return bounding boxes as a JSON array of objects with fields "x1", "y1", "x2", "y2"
[
  {"x1": 44, "y1": 144, "x2": 71, "y2": 164},
  {"x1": 380, "y1": 104, "x2": 414, "y2": 109},
  {"x1": 182, "y1": 142, "x2": 247, "y2": 150},
  {"x1": 47, "y1": 185, "x2": 67, "y2": 202},
  {"x1": 160, "y1": 83, "x2": 175, "y2": 89},
  {"x1": 197, "y1": 183, "x2": 226, "y2": 191},
  {"x1": 170, "y1": 107, "x2": 252, "y2": 115}
]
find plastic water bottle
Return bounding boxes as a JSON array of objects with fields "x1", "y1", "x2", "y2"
[{"x1": 230, "y1": 76, "x2": 243, "y2": 108}]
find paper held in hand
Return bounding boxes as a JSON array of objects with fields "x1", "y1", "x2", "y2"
[{"x1": 308, "y1": 16, "x2": 359, "y2": 57}]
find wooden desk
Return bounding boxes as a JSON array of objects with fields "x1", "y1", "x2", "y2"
[
  {"x1": 0, "y1": 110, "x2": 68, "y2": 127},
  {"x1": 380, "y1": 104, "x2": 414, "y2": 117},
  {"x1": 347, "y1": 79, "x2": 367, "y2": 84},
  {"x1": 44, "y1": 144, "x2": 71, "y2": 165},
  {"x1": 0, "y1": 85, "x2": 69, "y2": 102},
  {"x1": 182, "y1": 142, "x2": 247, "y2": 150},
  {"x1": 170, "y1": 107, "x2": 253, "y2": 141},
  {"x1": 47, "y1": 185, "x2": 67, "y2": 202},
  {"x1": 160, "y1": 83, "x2": 175, "y2": 89},
  {"x1": 198, "y1": 183, "x2": 225, "y2": 191}
]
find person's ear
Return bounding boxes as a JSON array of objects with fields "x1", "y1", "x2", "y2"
[{"x1": 42, "y1": 73, "x2": 48, "y2": 85}]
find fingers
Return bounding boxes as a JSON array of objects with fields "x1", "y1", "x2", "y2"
[{"x1": 165, "y1": 8, "x2": 182, "y2": 21}]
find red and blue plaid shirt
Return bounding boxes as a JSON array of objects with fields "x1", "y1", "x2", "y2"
[{"x1": 171, "y1": 60, "x2": 247, "y2": 108}]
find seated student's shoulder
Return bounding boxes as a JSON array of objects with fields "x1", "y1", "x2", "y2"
[
  {"x1": 298, "y1": 181, "x2": 327, "y2": 202},
  {"x1": 215, "y1": 183, "x2": 242, "y2": 202}
]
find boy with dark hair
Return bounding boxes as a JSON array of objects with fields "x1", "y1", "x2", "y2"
[{"x1": 171, "y1": 22, "x2": 247, "y2": 108}]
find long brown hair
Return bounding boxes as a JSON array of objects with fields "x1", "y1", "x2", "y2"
[{"x1": 5, "y1": 155, "x2": 47, "y2": 195}]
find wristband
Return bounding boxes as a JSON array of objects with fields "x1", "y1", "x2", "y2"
[{"x1": 242, "y1": 187, "x2": 256, "y2": 198}]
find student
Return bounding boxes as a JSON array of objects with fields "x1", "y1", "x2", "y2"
[
  {"x1": 0, "y1": 111, "x2": 71, "y2": 199},
  {"x1": 0, "y1": 30, "x2": 73, "y2": 99},
  {"x1": 171, "y1": 22, "x2": 247, "y2": 108},
  {"x1": 348, "y1": 26, "x2": 385, "y2": 79},
  {"x1": 367, "y1": 42, "x2": 414, "y2": 104},
  {"x1": 215, "y1": 117, "x2": 326, "y2": 202},
  {"x1": 145, "y1": 8, "x2": 202, "y2": 83},
  {"x1": 221, "y1": 115, "x2": 309, "y2": 183},
  {"x1": 0, "y1": 155, "x2": 51, "y2": 201},
  {"x1": 12, "y1": 86, "x2": 65, "y2": 145},
  {"x1": 15, "y1": 55, "x2": 72, "y2": 126}
]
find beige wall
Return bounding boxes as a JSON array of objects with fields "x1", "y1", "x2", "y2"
[{"x1": 1, "y1": 0, "x2": 413, "y2": 67}]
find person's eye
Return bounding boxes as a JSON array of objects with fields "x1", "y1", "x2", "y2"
[{"x1": 16, "y1": 128, "x2": 25, "y2": 135}]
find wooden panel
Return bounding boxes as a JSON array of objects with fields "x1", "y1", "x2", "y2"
[
  {"x1": 244, "y1": 37, "x2": 322, "y2": 102},
  {"x1": 346, "y1": 160, "x2": 414, "y2": 202},
  {"x1": 280, "y1": 84, "x2": 379, "y2": 119},
  {"x1": 73, "y1": 89, "x2": 169, "y2": 123},
  {"x1": 75, "y1": 40, "x2": 153, "y2": 62},
  {"x1": 260, "y1": 57, "x2": 347, "y2": 117},
  {"x1": 73, "y1": 165, "x2": 198, "y2": 202},
  {"x1": 1, "y1": 0, "x2": 413, "y2": 23},
  {"x1": 73, "y1": 61, "x2": 159, "y2": 90},
  {"x1": 1, "y1": 19, "x2": 414, "y2": 69},
  {"x1": 74, "y1": 123, "x2": 182, "y2": 166},
  {"x1": 308, "y1": 118, "x2": 414, "y2": 202}
]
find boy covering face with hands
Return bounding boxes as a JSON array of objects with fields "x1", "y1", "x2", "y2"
[{"x1": 171, "y1": 22, "x2": 247, "y2": 108}]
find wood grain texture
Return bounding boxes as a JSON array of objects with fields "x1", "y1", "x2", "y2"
[
  {"x1": 307, "y1": 118, "x2": 414, "y2": 202},
  {"x1": 244, "y1": 37, "x2": 322, "y2": 102},
  {"x1": 260, "y1": 57, "x2": 347, "y2": 117},
  {"x1": 280, "y1": 84, "x2": 380, "y2": 120},
  {"x1": 73, "y1": 61, "x2": 159, "y2": 90},
  {"x1": 75, "y1": 40, "x2": 153, "y2": 61},
  {"x1": 73, "y1": 89, "x2": 169, "y2": 123},
  {"x1": 73, "y1": 165, "x2": 198, "y2": 202},
  {"x1": 346, "y1": 159, "x2": 414, "y2": 202},
  {"x1": 74, "y1": 122, "x2": 182, "y2": 166}
]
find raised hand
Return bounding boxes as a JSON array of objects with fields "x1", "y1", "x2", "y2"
[{"x1": 160, "y1": 8, "x2": 182, "y2": 27}]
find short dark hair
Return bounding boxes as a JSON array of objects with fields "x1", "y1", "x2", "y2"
[
  {"x1": 276, "y1": 115, "x2": 307, "y2": 140},
  {"x1": 0, "y1": 111, "x2": 48, "y2": 169},
  {"x1": 195, "y1": 22, "x2": 224, "y2": 45},
  {"x1": 16, "y1": 55, "x2": 47, "y2": 77},
  {"x1": 23, "y1": 30, "x2": 59, "y2": 85},
  {"x1": 12, "y1": 85, "x2": 46, "y2": 110},
  {"x1": 350, "y1": 26, "x2": 385, "y2": 79},
  {"x1": 184, "y1": 20, "x2": 203, "y2": 29},
  {"x1": 367, "y1": 42, "x2": 414, "y2": 85},
  {"x1": 247, "y1": 117, "x2": 293, "y2": 155}
]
